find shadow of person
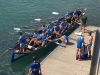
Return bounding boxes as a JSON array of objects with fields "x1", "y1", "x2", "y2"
[{"x1": 67, "y1": 42, "x2": 74, "y2": 45}]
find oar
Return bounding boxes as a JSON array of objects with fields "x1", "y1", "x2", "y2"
[
  {"x1": 34, "y1": 12, "x2": 59, "y2": 22},
  {"x1": 14, "y1": 28, "x2": 35, "y2": 31},
  {"x1": 0, "y1": 47, "x2": 12, "y2": 58}
]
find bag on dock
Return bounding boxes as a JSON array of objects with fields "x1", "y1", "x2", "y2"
[{"x1": 76, "y1": 45, "x2": 88, "y2": 60}]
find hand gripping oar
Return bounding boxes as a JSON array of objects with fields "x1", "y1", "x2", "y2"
[{"x1": 0, "y1": 47, "x2": 13, "y2": 58}]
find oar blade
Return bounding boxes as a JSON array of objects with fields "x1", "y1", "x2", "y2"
[
  {"x1": 14, "y1": 28, "x2": 21, "y2": 31},
  {"x1": 52, "y1": 12, "x2": 59, "y2": 15},
  {"x1": 34, "y1": 19, "x2": 41, "y2": 22}
]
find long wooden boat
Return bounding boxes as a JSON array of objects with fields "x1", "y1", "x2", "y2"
[{"x1": 10, "y1": 24, "x2": 79, "y2": 63}]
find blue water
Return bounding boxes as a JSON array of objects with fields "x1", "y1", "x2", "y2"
[{"x1": 0, "y1": 0, "x2": 100, "y2": 75}]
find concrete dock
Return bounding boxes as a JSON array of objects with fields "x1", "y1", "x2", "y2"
[{"x1": 41, "y1": 26, "x2": 100, "y2": 75}]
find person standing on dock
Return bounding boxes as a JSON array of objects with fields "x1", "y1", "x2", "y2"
[
  {"x1": 28, "y1": 56, "x2": 42, "y2": 75},
  {"x1": 80, "y1": 13, "x2": 87, "y2": 33},
  {"x1": 87, "y1": 32, "x2": 93, "y2": 57},
  {"x1": 76, "y1": 32, "x2": 84, "y2": 61},
  {"x1": 18, "y1": 32, "x2": 26, "y2": 53}
]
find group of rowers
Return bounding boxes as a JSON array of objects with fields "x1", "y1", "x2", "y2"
[{"x1": 18, "y1": 8, "x2": 86, "y2": 53}]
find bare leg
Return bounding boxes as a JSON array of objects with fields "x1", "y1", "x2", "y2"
[
  {"x1": 20, "y1": 46, "x2": 24, "y2": 53},
  {"x1": 29, "y1": 38, "x2": 35, "y2": 45},
  {"x1": 76, "y1": 48, "x2": 79, "y2": 60},
  {"x1": 88, "y1": 47, "x2": 91, "y2": 56},
  {"x1": 79, "y1": 49, "x2": 82, "y2": 61}
]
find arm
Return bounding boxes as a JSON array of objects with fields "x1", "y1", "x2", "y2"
[
  {"x1": 28, "y1": 68, "x2": 32, "y2": 75},
  {"x1": 39, "y1": 65, "x2": 42, "y2": 74}
]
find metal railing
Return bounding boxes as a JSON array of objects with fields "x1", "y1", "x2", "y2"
[{"x1": 90, "y1": 30, "x2": 100, "y2": 75}]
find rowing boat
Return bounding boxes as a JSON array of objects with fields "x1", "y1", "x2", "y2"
[{"x1": 10, "y1": 24, "x2": 79, "y2": 63}]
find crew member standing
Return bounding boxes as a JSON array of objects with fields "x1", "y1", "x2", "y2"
[
  {"x1": 28, "y1": 56, "x2": 42, "y2": 75},
  {"x1": 18, "y1": 32, "x2": 26, "y2": 53},
  {"x1": 76, "y1": 32, "x2": 84, "y2": 61}
]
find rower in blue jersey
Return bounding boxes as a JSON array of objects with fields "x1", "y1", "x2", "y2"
[
  {"x1": 73, "y1": 9, "x2": 79, "y2": 17},
  {"x1": 65, "y1": 12, "x2": 71, "y2": 19},
  {"x1": 54, "y1": 18, "x2": 61, "y2": 25},
  {"x1": 45, "y1": 29, "x2": 52, "y2": 40},
  {"x1": 76, "y1": 32, "x2": 84, "y2": 61},
  {"x1": 41, "y1": 25, "x2": 47, "y2": 33},
  {"x1": 28, "y1": 56, "x2": 42, "y2": 75},
  {"x1": 29, "y1": 31, "x2": 39, "y2": 45},
  {"x1": 36, "y1": 32, "x2": 46, "y2": 47},
  {"x1": 18, "y1": 32, "x2": 26, "y2": 53},
  {"x1": 53, "y1": 24, "x2": 60, "y2": 36},
  {"x1": 56, "y1": 35, "x2": 69, "y2": 47},
  {"x1": 60, "y1": 20, "x2": 67, "y2": 35},
  {"x1": 47, "y1": 22, "x2": 54, "y2": 32}
]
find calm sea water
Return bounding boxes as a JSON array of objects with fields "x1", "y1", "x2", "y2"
[{"x1": 0, "y1": 0, "x2": 100, "y2": 75}]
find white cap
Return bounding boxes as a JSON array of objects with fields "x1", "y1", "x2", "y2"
[{"x1": 78, "y1": 32, "x2": 82, "y2": 36}]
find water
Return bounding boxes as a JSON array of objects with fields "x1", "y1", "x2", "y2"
[{"x1": 0, "y1": 0, "x2": 100, "y2": 75}]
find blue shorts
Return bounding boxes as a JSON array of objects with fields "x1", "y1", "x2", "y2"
[
  {"x1": 20, "y1": 43, "x2": 25, "y2": 47},
  {"x1": 77, "y1": 45, "x2": 82, "y2": 49},
  {"x1": 88, "y1": 44, "x2": 92, "y2": 48},
  {"x1": 40, "y1": 40, "x2": 45, "y2": 43}
]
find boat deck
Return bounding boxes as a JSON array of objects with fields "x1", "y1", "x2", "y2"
[{"x1": 41, "y1": 26, "x2": 100, "y2": 75}]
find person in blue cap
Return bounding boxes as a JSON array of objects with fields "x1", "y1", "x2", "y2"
[
  {"x1": 18, "y1": 32, "x2": 26, "y2": 53},
  {"x1": 28, "y1": 56, "x2": 42, "y2": 75}
]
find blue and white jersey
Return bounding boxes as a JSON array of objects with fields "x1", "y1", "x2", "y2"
[
  {"x1": 60, "y1": 22, "x2": 67, "y2": 30},
  {"x1": 42, "y1": 28, "x2": 47, "y2": 33},
  {"x1": 74, "y1": 11, "x2": 79, "y2": 17},
  {"x1": 30, "y1": 62, "x2": 40, "y2": 75},
  {"x1": 76, "y1": 36, "x2": 82, "y2": 48},
  {"x1": 33, "y1": 33, "x2": 39, "y2": 39},
  {"x1": 40, "y1": 33, "x2": 46, "y2": 40},
  {"x1": 47, "y1": 24, "x2": 53, "y2": 30},
  {"x1": 65, "y1": 13, "x2": 71, "y2": 19},
  {"x1": 19, "y1": 35, "x2": 26, "y2": 46},
  {"x1": 45, "y1": 29, "x2": 52, "y2": 37},
  {"x1": 54, "y1": 26, "x2": 59, "y2": 33}
]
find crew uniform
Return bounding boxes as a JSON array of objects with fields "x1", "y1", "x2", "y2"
[
  {"x1": 40, "y1": 33, "x2": 46, "y2": 44},
  {"x1": 19, "y1": 35, "x2": 26, "y2": 47},
  {"x1": 45, "y1": 29, "x2": 52, "y2": 37},
  {"x1": 30, "y1": 61, "x2": 40, "y2": 75},
  {"x1": 76, "y1": 36, "x2": 83, "y2": 49},
  {"x1": 33, "y1": 32, "x2": 39, "y2": 39},
  {"x1": 60, "y1": 21, "x2": 67, "y2": 30}
]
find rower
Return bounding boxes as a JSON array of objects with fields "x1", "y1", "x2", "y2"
[
  {"x1": 56, "y1": 35, "x2": 69, "y2": 47},
  {"x1": 60, "y1": 19, "x2": 67, "y2": 35},
  {"x1": 29, "y1": 31, "x2": 39, "y2": 45},
  {"x1": 18, "y1": 32, "x2": 26, "y2": 53},
  {"x1": 36, "y1": 32, "x2": 46, "y2": 47},
  {"x1": 45, "y1": 29, "x2": 52, "y2": 41}
]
